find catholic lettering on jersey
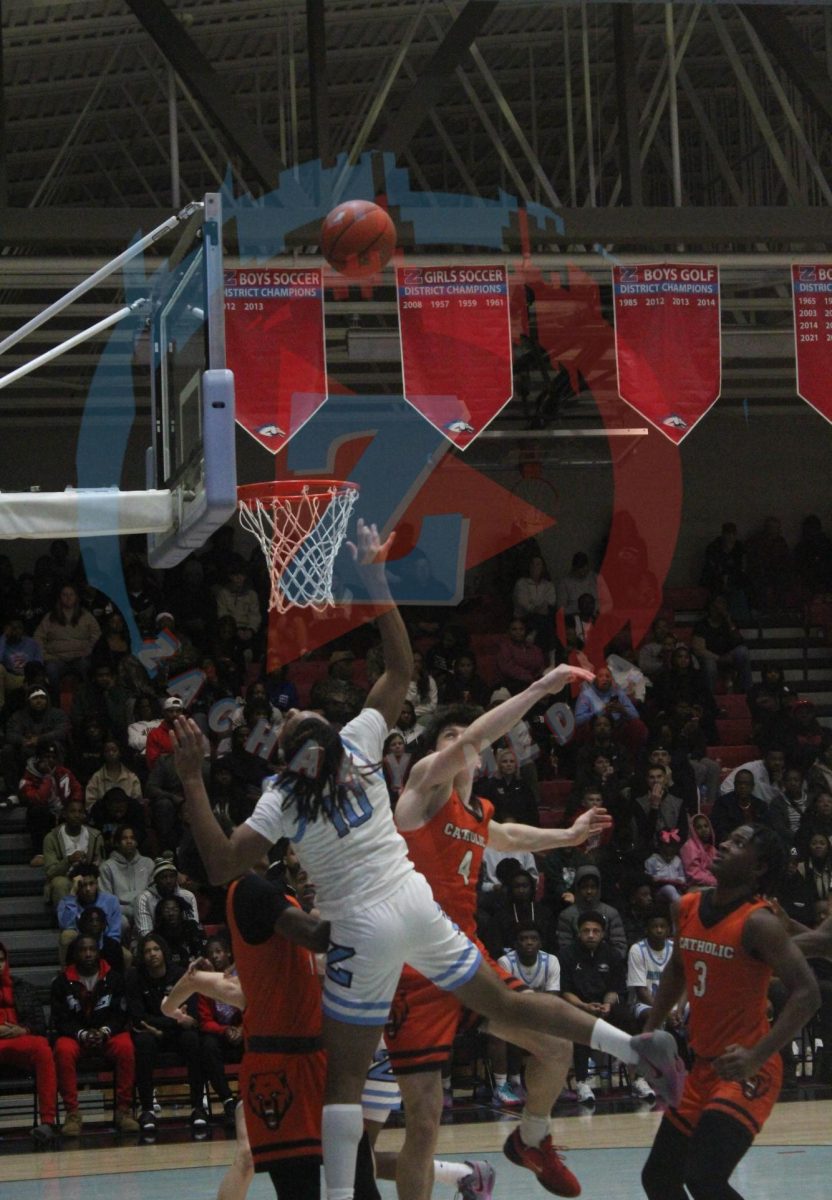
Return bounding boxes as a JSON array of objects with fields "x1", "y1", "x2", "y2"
[
  {"x1": 396, "y1": 265, "x2": 513, "y2": 449},
  {"x1": 612, "y1": 263, "x2": 721, "y2": 444},
  {"x1": 792, "y1": 264, "x2": 832, "y2": 423},
  {"x1": 224, "y1": 267, "x2": 328, "y2": 453}
]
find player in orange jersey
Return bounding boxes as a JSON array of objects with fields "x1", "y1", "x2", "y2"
[{"x1": 641, "y1": 824, "x2": 820, "y2": 1200}]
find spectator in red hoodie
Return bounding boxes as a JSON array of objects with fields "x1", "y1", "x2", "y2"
[
  {"x1": 196, "y1": 929, "x2": 243, "y2": 1128},
  {"x1": 20, "y1": 741, "x2": 83, "y2": 868},
  {"x1": 680, "y1": 813, "x2": 718, "y2": 889},
  {"x1": 145, "y1": 696, "x2": 186, "y2": 769},
  {"x1": 0, "y1": 940, "x2": 58, "y2": 1143}
]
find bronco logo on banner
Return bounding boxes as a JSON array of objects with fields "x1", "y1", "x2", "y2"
[
  {"x1": 612, "y1": 264, "x2": 721, "y2": 445},
  {"x1": 792, "y1": 264, "x2": 832, "y2": 423},
  {"x1": 224, "y1": 267, "x2": 328, "y2": 453},
  {"x1": 396, "y1": 264, "x2": 513, "y2": 449}
]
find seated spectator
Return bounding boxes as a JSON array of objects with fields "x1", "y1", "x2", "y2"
[
  {"x1": 50, "y1": 934, "x2": 138, "y2": 1136},
  {"x1": 210, "y1": 615, "x2": 247, "y2": 686},
  {"x1": 1, "y1": 684, "x2": 71, "y2": 806},
  {"x1": 558, "y1": 551, "x2": 612, "y2": 619},
  {"x1": 643, "y1": 741, "x2": 697, "y2": 814},
  {"x1": 691, "y1": 595, "x2": 751, "y2": 694},
  {"x1": 747, "y1": 665, "x2": 795, "y2": 748},
  {"x1": 700, "y1": 521, "x2": 750, "y2": 620},
  {"x1": 793, "y1": 513, "x2": 832, "y2": 598},
  {"x1": 538, "y1": 845, "x2": 580, "y2": 916},
  {"x1": 438, "y1": 651, "x2": 491, "y2": 708},
  {"x1": 88, "y1": 786, "x2": 147, "y2": 856},
  {"x1": 214, "y1": 559, "x2": 262, "y2": 660},
  {"x1": 618, "y1": 875, "x2": 656, "y2": 947},
  {"x1": 11, "y1": 572, "x2": 47, "y2": 635},
  {"x1": 152, "y1": 895, "x2": 206, "y2": 968},
  {"x1": 382, "y1": 731, "x2": 411, "y2": 809},
  {"x1": 574, "y1": 713, "x2": 633, "y2": 789},
  {"x1": 480, "y1": 867, "x2": 558, "y2": 958},
  {"x1": 512, "y1": 555, "x2": 557, "y2": 659},
  {"x1": 76, "y1": 906, "x2": 127, "y2": 973},
  {"x1": 85, "y1": 738, "x2": 142, "y2": 810},
  {"x1": 43, "y1": 797, "x2": 104, "y2": 907},
  {"x1": 651, "y1": 645, "x2": 718, "y2": 740},
  {"x1": 680, "y1": 813, "x2": 717, "y2": 889},
  {"x1": 644, "y1": 830, "x2": 687, "y2": 903},
  {"x1": 572, "y1": 753, "x2": 627, "y2": 818},
  {"x1": 480, "y1": 845, "x2": 539, "y2": 895},
  {"x1": 146, "y1": 696, "x2": 186, "y2": 769},
  {"x1": 57, "y1": 862, "x2": 123, "y2": 966},
  {"x1": 261, "y1": 664, "x2": 298, "y2": 715},
  {"x1": 476, "y1": 747, "x2": 539, "y2": 826},
  {"x1": 0, "y1": 939, "x2": 58, "y2": 1143},
  {"x1": 146, "y1": 743, "x2": 209, "y2": 853},
  {"x1": 777, "y1": 847, "x2": 813, "y2": 925},
  {"x1": 556, "y1": 865, "x2": 627, "y2": 957},
  {"x1": 636, "y1": 617, "x2": 672, "y2": 680},
  {"x1": 809, "y1": 741, "x2": 832, "y2": 798},
  {"x1": 71, "y1": 663, "x2": 131, "y2": 740},
  {"x1": 396, "y1": 698, "x2": 425, "y2": 748},
  {"x1": 561, "y1": 786, "x2": 616, "y2": 865},
  {"x1": 784, "y1": 700, "x2": 826, "y2": 773},
  {"x1": 135, "y1": 858, "x2": 200, "y2": 939},
  {"x1": 566, "y1": 592, "x2": 599, "y2": 652},
  {"x1": 710, "y1": 769, "x2": 771, "y2": 845},
  {"x1": 71, "y1": 717, "x2": 108, "y2": 787},
  {"x1": 425, "y1": 624, "x2": 471, "y2": 685},
  {"x1": 166, "y1": 556, "x2": 212, "y2": 646},
  {"x1": 488, "y1": 922, "x2": 560, "y2": 1106},
  {"x1": 124, "y1": 562, "x2": 159, "y2": 637},
  {"x1": 720, "y1": 746, "x2": 787, "y2": 805},
  {"x1": 558, "y1": 911, "x2": 629, "y2": 1105},
  {"x1": 196, "y1": 931, "x2": 243, "y2": 1127},
  {"x1": 496, "y1": 617, "x2": 544, "y2": 696},
  {"x1": 405, "y1": 650, "x2": 439, "y2": 722},
  {"x1": 35, "y1": 584, "x2": 101, "y2": 689},
  {"x1": 575, "y1": 665, "x2": 648, "y2": 755},
  {"x1": 212, "y1": 725, "x2": 270, "y2": 825},
  {"x1": 797, "y1": 790, "x2": 832, "y2": 853},
  {"x1": 99, "y1": 824, "x2": 154, "y2": 927},
  {"x1": 626, "y1": 909, "x2": 683, "y2": 1056},
  {"x1": 0, "y1": 617, "x2": 43, "y2": 714},
  {"x1": 126, "y1": 695, "x2": 162, "y2": 765},
  {"x1": 90, "y1": 610, "x2": 131, "y2": 672},
  {"x1": 769, "y1": 766, "x2": 809, "y2": 848},
  {"x1": 745, "y1": 516, "x2": 792, "y2": 611},
  {"x1": 631, "y1": 764, "x2": 688, "y2": 853},
  {"x1": 20, "y1": 741, "x2": 82, "y2": 869},
  {"x1": 799, "y1": 833, "x2": 832, "y2": 903},
  {"x1": 126, "y1": 932, "x2": 210, "y2": 1139}
]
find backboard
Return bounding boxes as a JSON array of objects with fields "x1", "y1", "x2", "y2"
[{"x1": 146, "y1": 192, "x2": 237, "y2": 568}]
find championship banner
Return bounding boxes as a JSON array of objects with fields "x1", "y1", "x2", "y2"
[
  {"x1": 612, "y1": 264, "x2": 721, "y2": 444},
  {"x1": 224, "y1": 267, "x2": 328, "y2": 453},
  {"x1": 792, "y1": 265, "x2": 832, "y2": 422},
  {"x1": 396, "y1": 264, "x2": 512, "y2": 449}
]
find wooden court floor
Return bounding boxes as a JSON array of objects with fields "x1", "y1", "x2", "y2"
[{"x1": 1, "y1": 1100, "x2": 830, "y2": 1198}]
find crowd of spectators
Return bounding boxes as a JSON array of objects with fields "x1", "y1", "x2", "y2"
[{"x1": 3, "y1": 510, "x2": 832, "y2": 1136}]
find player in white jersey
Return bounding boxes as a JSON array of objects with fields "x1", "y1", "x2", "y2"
[{"x1": 174, "y1": 521, "x2": 686, "y2": 1200}]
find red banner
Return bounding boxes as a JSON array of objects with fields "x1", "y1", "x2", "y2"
[
  {"x1": 792, "y1": 264, "x2": 832, "y2": 422},
  {"x1": 224, "y1": 268, "x2": 327, "y2": 453},
  {"x1": 612, "y1": 263, "x2": 721, "y2": 444},
  {"x1": 396, "y1": 264, "x2": 512, "y2": 449}
]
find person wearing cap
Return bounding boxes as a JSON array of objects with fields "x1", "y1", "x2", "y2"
[
  {"x1": 558, "y1": 909, "x2": 628, "y2": 1104},
  {"x1": 1, "y1": 685, "x2": 70, "y2": 806},
  {"x1": 145, "y1": 695, "x2": 186, "y2": 769},
  {"x1": 556, "y1": 866, "x2": 627, "y2": 957},
  {"x1": 134, "y1": 857, "x2": 200, "y2": 939},
  {"x1": 19, "y1": 740, "x2": 83, "y2": 868}
]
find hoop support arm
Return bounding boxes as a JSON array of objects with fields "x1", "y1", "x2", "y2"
[
  {"x1": 0, "y1": 298, "x2": 150, "y2": 392},
  {"x1": 0, "y1": 200, "x2": 202, "y2": 359}
]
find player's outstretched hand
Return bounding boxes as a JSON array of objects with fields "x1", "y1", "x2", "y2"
[
  {"x1": 569, "y1": 806, "x2": 613, "y2": 846},
  {"x1": 713, "y1": 1043, "x2": 762, "y2": 1082},
  {"x1": 539, "y1": 663, "x2": 595, "y2": 694},
  {"x1": 172, "y1": 715, "x2": 205, "y2": 781},
  {"x1": 346, "y1": 518, "x2": 395, "y2": 567}
]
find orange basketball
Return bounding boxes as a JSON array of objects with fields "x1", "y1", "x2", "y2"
[{"x1": 320, "y1": 200, "x2": 396, "y2": 278}]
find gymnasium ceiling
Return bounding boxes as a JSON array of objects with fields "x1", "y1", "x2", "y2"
[{"x1": 1, "y1": 0, "x2": 832, "y2": 428}]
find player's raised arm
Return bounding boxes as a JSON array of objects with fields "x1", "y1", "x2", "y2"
[
  {"x1": 406, "y1": 663, "x2": 594, "y2": 792},
  {"x1": 349, "y1": 520, "x2": 413, "y2": 728},
  {"x1": 172, "y1": 716, "x2": 271, "y2": 884},
  {"x1": 161, "y1": 965, "x2": 246, "y2": 1019},
  {"x1": 487, "y1": 805, "x2": 612, "y2": 855}
]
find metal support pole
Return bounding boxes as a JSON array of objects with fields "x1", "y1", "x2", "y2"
[
  {"x1": 580, "y1": 1, "x2": 596, "y2": 206},
  {"x1": 0, "y1": 3, "x2": 7, "y2": 208},
  {"x1": 0, "y1": 299, "x2": 149, "y2": 391},
  {"x1": 306, "y1": 0, "x2": 329, "y2": 164},
  {"x1": 563, "y1": 4, "x2": 577, "y2": 208},
  {"x1": 168, "y1": 64, "x2": 181, "y2": 209},
  {"x1": 665, "y1": 5, "x2": 683, "y2": 207},
  {"x1": 0, "y1": 206, "x2": 198, "y2": 358}
]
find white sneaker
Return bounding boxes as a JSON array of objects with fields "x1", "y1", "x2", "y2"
[
  {"x1": 631, "y1": 1076, "x2": 656, "y2": 1101},
  {"x1": 575, "y1": 1081, "x2": 595, "y2": 1105}
]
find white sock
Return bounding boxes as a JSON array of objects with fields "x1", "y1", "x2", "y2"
[
  {"x1": 590, "y1": 1018, "x2": 637, "y2": 1065},
  {"x1": 519, "y1": 1109, "x2": 550, "y2": 1149},
  {"x1": 433, "y1": 1160, "x2": 470, "y2": 1185},
  {"x1": 493, "y1": 1072, "x2": 507, "y2": 1087},
  {"x1": 322, "y1": 1103, "x2": 363, "y2": 1200}
]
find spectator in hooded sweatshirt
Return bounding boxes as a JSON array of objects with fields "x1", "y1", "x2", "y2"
[
  {"x1": 0, "y1": 939, "x2": 58, "y2": 1143},
  {"x1": 99, "y1": 824, "x2": 154, "y2": 928},
  {"x1": 556, "y1": 865, "x2": 628, "y2": 957},
  {"x1": 42, "y1": 796, "x2": 104, "y2": 907},
  {"x1": 20, "y1": 741, "x2": 82, "y2": 868},
  {"x1": 56, "y1": 862, "x2": 123, "y2": 966},
  {"x1": 680, "y1": 813, "x2": 718, "y2": 889}
]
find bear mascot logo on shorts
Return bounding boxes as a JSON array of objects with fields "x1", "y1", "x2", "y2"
[{"x1": 249, "y1": 1070, "x2": 294, "y2": 1129}]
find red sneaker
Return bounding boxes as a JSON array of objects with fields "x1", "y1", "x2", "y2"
[{"x1": 503, "y1": 1129, "x2": 581, "y2": 1197}]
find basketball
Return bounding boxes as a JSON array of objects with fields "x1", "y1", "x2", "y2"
[{"x1": 320, "y1": 199, "x2": 396, "y2": 278}]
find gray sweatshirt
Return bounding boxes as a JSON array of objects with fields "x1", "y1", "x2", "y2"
[{"x1": 99, "y1": 850, "x2": 155, "y2": 917}]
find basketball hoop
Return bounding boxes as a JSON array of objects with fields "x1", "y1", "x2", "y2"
[{"x1": 238, "y1": 480, "x2": 359, "y2": 613}]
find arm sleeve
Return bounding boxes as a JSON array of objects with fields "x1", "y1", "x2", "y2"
[{"x1": 232, "y1": 874, "x2": 292, "y2": 944}]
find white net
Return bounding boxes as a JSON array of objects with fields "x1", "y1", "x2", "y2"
[{"x1": 238, "y1": 481, "x2": 359, "y2": 613}]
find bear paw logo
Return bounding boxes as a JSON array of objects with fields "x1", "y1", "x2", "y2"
[{"x1": 249, "y1": 1070, "x2": 293, "y2": 1130}]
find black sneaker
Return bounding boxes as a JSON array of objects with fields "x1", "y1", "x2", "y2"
[
  {"x1": 190, "y1": 1108, "x2": 209, "y2": 1138},
  {"x1": 31, "y1": 1123, "x2": 55, "y2": 1147},
  {"x1": 138, "y1": 1110, "x2": 157, "y2": 1140}
]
